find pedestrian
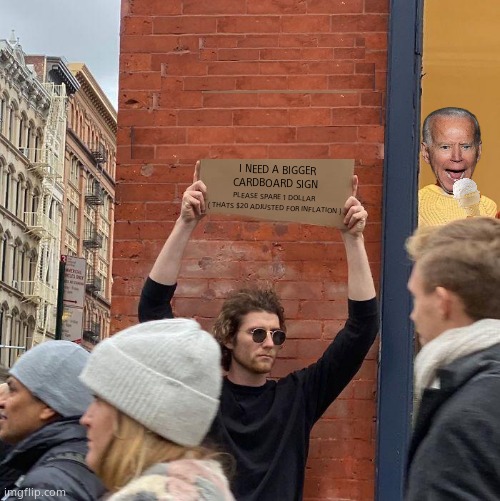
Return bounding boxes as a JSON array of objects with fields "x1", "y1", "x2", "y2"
[
  {"x1": 80, "y1": 318, "x2": 235, "y2": 501},
  {"x1": 0, "y1": 341, "x2": 104, "y2": 500},
  {"x1": 405, "y1": 217, "x2": 500, "y2": 499},
  {"x1": 138, "y1": 162, "x2": 379, "y2": 500}
]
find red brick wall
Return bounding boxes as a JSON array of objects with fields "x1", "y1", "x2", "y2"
[{"x1": 114, "y1": 1, "x2": 388, "y2": 499}]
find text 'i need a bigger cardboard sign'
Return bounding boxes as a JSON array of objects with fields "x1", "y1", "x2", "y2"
[{"x1": 200, "y1": 159, "x2": 354, "y2": 228}]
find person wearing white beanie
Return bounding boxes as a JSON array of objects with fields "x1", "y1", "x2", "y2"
[{"x1": 79, "y1": 317, "x2": 235, "y2": 501}]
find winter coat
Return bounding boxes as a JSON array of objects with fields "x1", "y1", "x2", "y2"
[
  {"x1": 406, "y1": 343, "x2": 500, "y2": 500},
  {"x1": 0, "y1": 418, "x2": 105, "y2": 501},
  {"x1": 107, "y1": 458, "x2": 234, "y2": 501}
]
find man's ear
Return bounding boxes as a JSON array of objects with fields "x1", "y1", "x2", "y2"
[
  {"x1": 421, "y1": 142, "x2": 431, "y2": 164},
  {"x1": 477, "y1": 141, "x2": 482, "y2": 162},
  {"x1": 39, "y1": 405, "x2": 58, "y2": 422},
  {"x1": 435, "y1": 286, "x2": 455, "y2": 321}
]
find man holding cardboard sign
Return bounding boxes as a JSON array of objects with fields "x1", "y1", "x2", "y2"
[{"x1": 138, "y1": 161, "x2": 378, "y2": 501}]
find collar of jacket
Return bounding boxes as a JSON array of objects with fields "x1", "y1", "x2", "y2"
[
  {"x1": 408, "y1": 342, "x2": 500, "y2": 470},
  {"x1": 0, "y1": 417, "x2": 86, "y2": 473}
]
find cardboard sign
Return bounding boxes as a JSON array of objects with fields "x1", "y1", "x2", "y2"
[{"x1": 200, "y1": 159, "x2": 354, "y2": 227}]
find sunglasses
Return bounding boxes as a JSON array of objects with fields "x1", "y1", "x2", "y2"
[{"x1": 248, "y1": 328, "x2": 287, "y2": 346}]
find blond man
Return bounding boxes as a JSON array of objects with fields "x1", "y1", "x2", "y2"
[{"x1": 405, "y1": 217, "x2": 500, "y2": 499}]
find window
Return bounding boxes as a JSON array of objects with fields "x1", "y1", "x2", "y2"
[
  {"x1": 19, "y1": 244, "x2": 27, "y2": 283},
  {"x1": 8, "y1": 310, "x2": 20, "y2": 367},
  {"x1": 8, "y1": 103, "x2": 16, "y2": 143},
  {"x1": 31, "y1": 188, "x2": 40, "y2": 214},
  {"x1": 4, "y1": 170, "x2": 10, "y2": 211},
  {"x1": 23, "y1": 181, "x2": 31, "y2": 215},
  {"x1": 49, "y1": 199, "x2": 57, "y2": 220},
  {"x1": 28, "y1": 251, "x2": 37, "y2": 282},
  {"x1": 15, "y1": 175, "x2": 23, "y2": 218},
  {"x1": 102, "y1": 194, "x2": 111, "y2": 221},
  {"x1": 12, "y1": 239, "x2": 20, "y2": 286},
  {"x1": 2, "y1": 232, "x2": 12, "y2": 285},
  {"x1": 67, "y1": 201, "x2": 78, "y2": 233},
  {"x1": 18, "y1": 113, "x2": 27, "y2": 148},
  {"x1": 0, "y1": 308, "x2": 4, "y2": 362},
  {"x1": 98, "y1": 271, "x2": 106, "y2": 296},
  {"x1": 70, "y1": 158, "x2": 79, "y2": 186},
  {"x1": 34, "y1": 132, "x2": 41, "y2": 162},
  {"x1": 0, "y1": 158, "x2": 5, "y2": 199},
  {"x1": 99, "y1": 233, "x2": 109, "y2": 261},
  {"x1": 27, "y1": 121, "x2": 34, "y2": 150},
  {"x1": 0, "y1": 94, "x2": 6, "y2": 135},
  {"x1": 110, "y1": 151, "x2": 116, "y2": 178},
  {"x1": 0, "y1": 233, "x2": 5, "y2": 282}
]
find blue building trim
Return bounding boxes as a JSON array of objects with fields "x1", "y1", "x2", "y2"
[{"x1": 376, "y1": 1, "x2": 424, "y2": 500}]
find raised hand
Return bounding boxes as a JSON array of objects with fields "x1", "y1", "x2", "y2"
[
  {"x1": 341, "y1": 175, "x2": 368, "y2": 236},
  {"x1": 181, "y1": 161, "x2": 207, "y2": 224}
]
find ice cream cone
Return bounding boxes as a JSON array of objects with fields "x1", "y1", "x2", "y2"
[
  {"x1": 453, "y1": 179, "x2": 481, "y2": 218},
  {"x1": 458, "y1": 191, "x2": 480, "y2": 217}
]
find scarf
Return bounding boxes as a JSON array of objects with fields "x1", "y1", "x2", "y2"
[{"x1": 413, "y1": 318, "x2": 500, "y2": 419}]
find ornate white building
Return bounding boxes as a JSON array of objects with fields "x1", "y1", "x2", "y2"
[
  {"x1": 0, "y1": 34, "x2": 76, "y2": 366},
  {"x1": 0, "y1": 34, "x2": 116, "y2": 365}
]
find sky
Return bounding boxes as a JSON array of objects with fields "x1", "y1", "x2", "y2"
[{"x1": 0, "y1": 0, "x2": 121, "y2": 109}]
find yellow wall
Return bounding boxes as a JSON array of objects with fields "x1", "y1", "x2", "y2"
[{"x1": 420, "y1": 0, "x2": 500, "y2": 206}]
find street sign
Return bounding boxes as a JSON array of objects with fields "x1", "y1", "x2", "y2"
[
  {"x1": 61, "y1": 306, "x2": 84, "y2": 342},
  {"x1": 63, "y1": 256, "x2": 86, "y2": 308},
  {"x1": 59, "y1": 255, "x2": 86, "y2": 342}
]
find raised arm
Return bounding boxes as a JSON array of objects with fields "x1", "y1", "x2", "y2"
[
  {"x1": 340, "y1": 175, "x2": 376, "y2": 301},
  {"x1": 139, "y1": 162, "x2": 206, "y2": 322},
  {"x1": 302, "y1": 176, "x2": 378, "y2": 420},
  {"x1": 149, "y1": 161, "x2": 206, "y2": 285}
]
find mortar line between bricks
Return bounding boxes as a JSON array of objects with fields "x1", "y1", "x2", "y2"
[{"x1": 202, "y1": 89, "x2": 359, "y2": 94}]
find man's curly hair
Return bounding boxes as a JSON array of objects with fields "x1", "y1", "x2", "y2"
[{"x1": 212, "y1": 288, "x2": 285, "y2": 371}]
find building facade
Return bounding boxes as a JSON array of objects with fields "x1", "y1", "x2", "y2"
[
  {"x1": 114, "y1": 1, "x2": 389, "y2": 499},
  {"x1": 0, "y1": 36, "x2": 71, "y2": 365},
  {"x1": 27, "y1": 57, "x2": 117, "y2": 349},
  {"x1": 64, "y1": 63, "x2": 116, "y2": 347},
  {"x1": 0, "y1": 36, "x2": 116, "y2": 366}
]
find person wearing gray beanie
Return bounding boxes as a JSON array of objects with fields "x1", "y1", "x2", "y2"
[
  {"x1": 79, "y1": 318, "x2": 234, "y2": 500},
  {"x1": 0, "y1": 341, "x2": 105, "y2": 500},
  {"x1": 10, "y1": 340, "x2": 92, "y2": 418}
]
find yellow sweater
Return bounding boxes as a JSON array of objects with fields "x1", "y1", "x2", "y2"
[{"x1": 418, "y1": 184, "x2": 498, "y2": 227}]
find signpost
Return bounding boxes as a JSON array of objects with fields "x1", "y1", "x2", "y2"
[{"x1": 58, "y1": 255, "x2": 86, "y2": 343}]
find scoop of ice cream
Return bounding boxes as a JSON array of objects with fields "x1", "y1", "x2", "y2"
[
  {"x1": 453, "y1": 178, "x2": 481, "y2": 215},
  {"x1": 453, "y1": 178, "x2": 478, "y2": 198}
]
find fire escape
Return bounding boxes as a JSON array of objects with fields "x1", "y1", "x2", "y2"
[
  {"x1": 82, "y1": 144, "x2": 106, "y2": 344},
  {"x1": 22, "y1": 83, "x2": 66, "y2": 345}
]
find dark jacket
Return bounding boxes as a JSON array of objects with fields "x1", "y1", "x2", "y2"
[
  {"x1": 406, "y1": 343, "x2": 500, "y2": 500},
  {"x1": 0, "y1": 441, "x2": 11, "y2": 462},
  {"x1": 0, "y1": 418, "x2": 105, "y2": 501}
]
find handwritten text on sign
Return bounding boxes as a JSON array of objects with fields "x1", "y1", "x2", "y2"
[{"x1": 200, "y1": 159, "x2": 354, "y2": 227}]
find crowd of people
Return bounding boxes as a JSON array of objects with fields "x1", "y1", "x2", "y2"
[{"x1": 0, "y1": 106, "x2": 498, "y2": 500}]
